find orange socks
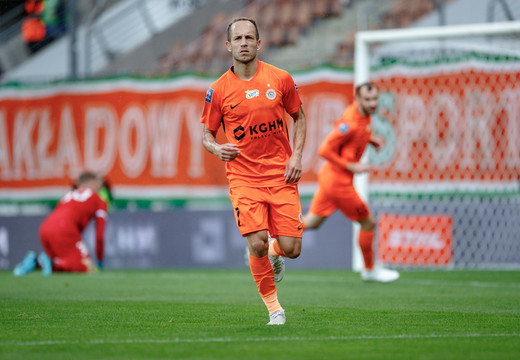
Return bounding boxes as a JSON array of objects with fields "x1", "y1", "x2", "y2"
[
  {"x1": 358, "y1": 230, "x2": 374, "y2": 270},
  {"x1": 268, "y1": 238, "x2": 287, "y2": 257},
  {"x1": 261, "y1": 292, "x2": 283, "y2": 314},
  {"x1": 249, "y1": 254, "x2": 276, "y2": 296},
  {"x1": 249, "y1": 254, "x2": 282, "y2": 313}
]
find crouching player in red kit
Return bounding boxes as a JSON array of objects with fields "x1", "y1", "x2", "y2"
[{"x1": 13, "y1": 172, "x2": 109, "y2": 276}]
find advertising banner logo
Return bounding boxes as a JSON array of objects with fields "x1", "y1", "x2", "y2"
[{"x1": 377, "y1": 214, "x2": 453, "y2": 266}]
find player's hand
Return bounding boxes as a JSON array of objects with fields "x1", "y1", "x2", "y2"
[
  {"x1": 370, "y1": 134, "x2": 385, "y2": 151},
  {"x1": 217, "y1": 143, "x2": 240, "y2": 162},
  {"x1": 284, "y1": 156, "x2": 302, "y2": 184},
  {"x1": 347, "y1": 162, "x2": 371, "y2": 174}
]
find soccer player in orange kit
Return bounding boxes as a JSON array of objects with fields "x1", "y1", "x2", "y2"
[
  {"x1": 201, "y1": 17, "x2": 306, "y2": 325},
  {"x1": 303, "y1": 82, "x2": 399, "y2": 283},
  {"x1": 13, "y1": 172, "x2": 108, "y2": 276}
]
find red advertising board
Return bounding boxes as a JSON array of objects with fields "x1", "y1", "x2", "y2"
[
  {"x1": 377, "y1": 214, "x2": 453, "y2": 266},
  {"x1": 1, "y1": 63, "x2": 519, "y2": 200},
  {"x1": 0, "y1": 75, "x2": 353, "y2": 197}
]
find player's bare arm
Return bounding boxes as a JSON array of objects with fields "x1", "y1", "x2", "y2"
[
  {"x1": 202, "y1": 125, "x2": 240, "y2": 162},
  {"x1": 285, "y1": 105, "x2": 306, "y2": 184}
]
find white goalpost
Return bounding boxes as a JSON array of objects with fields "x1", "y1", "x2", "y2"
[{"x1": 352, "y1": 21, "x2": 520, "y2": 271}]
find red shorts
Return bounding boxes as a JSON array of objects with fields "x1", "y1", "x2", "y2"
[
  {"x1": 229, "y1": 184, "x2": 303, "y2": 238},
  {"x1": 308, "y1": 184, "x2": 370, "y2": 221},
  {"x1": 39, "y1": 218, "x2": 91, "y2": 272}
]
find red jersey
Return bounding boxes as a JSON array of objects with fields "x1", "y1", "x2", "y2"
[
  {"x1": 317, "y1": 102, "x2": 372, "y2": 187},
  {"x1": 41, "y1": 187, "x2": 108, "y2": 261},
  {"x1": 200, "y1": 61, "x2": 302, "y2": 188}
]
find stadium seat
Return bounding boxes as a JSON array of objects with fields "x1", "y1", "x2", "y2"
[
  {"x1": 295, "y1": 0, "x2": 313, "y2": 29},
  {"x1": 284, "y1": 22, "x2": 300, "y2": 46},
  {"x1": 268, "y1": 23, "x2": 284, "y2": 47},
  {"x1": 278, "y1": 0, "x2": 294, "y2": 28},
  {"x1": 313, "y1": 0, "x2": 328, "y2": 19}
]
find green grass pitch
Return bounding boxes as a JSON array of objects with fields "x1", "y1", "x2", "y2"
[{"x1": 1, "y1": 269, "x2": 519, "y2": 359}]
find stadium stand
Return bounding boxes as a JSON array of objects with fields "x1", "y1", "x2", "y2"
[
  {"x1": 331, "y1": 0, "x2": 445, "y2": 67},
  {"x1": 0, "y1": 0, "x2": 122, "y2": 79},
  {"x1": 149, "y1": 0, "x2": 456, "y2": 76},
  {"x1": 0, "y1": 0, "x2": 454, "y2": 81},
  {"x1": 2, "y1": 0, "x2": 517, "y2": 81},
  {"x1": 0, "y1": 0, "x2": 205, "y2": 83},
  {"x1": 147, "y1": 0, "x2": 347, "y2": 76},
  {"x1": 262, "y1": 0, "x2": 448, "y2": 71}
]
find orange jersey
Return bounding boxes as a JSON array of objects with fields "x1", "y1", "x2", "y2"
[
  {"x1": 200, "y1": 61, "x2": 302, "y2": 188},
  {"x1": 317, "y1": 102, "x2": 372, "y2": 187}
]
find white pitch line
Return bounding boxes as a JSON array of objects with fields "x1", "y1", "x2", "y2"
[
  {"x1": 1, "y1": 333, "x2": 519, "y2": 347},
  {"x1": 401, "y1": 279, "x2": 520, "y2": 289}
]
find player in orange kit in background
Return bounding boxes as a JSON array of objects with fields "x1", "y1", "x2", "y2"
[
  {"x1": 303, "y1": 82, "x2": 399, "y2": 283},
  {"x1": 13, "y1": 171, "x2": 109, "y2": 276},
  {"x1": 201, "y1": 17, "x2": 306, "y2": 325}
]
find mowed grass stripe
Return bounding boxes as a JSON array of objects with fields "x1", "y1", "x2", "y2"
[
  {"x1": 81, "y1": 270, "x2": 520, "y2": 288},
  {"x1": 2, "y1": 332, "x2": 519, "y2": 347}
]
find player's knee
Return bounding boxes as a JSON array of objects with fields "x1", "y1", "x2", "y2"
[
  {"x1": 360, "y1": 216, "x2": 376, "y2": 231},
  {"x1": 249, "y1": 239, "x2": 269, "y2": 256},
  {"x1": 287, "y1": 248, "x2": 301, "y2": 259},
  {"x1": 284, "y1": 239, "x2": 301, "y2": 259}
]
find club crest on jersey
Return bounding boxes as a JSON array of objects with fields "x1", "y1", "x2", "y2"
[
  {"x1": 205, "y1": 88, "x2": 214, "y2": 103},
  {"x1": 245, "y1": 89, "x2": 260, "y2": 99},
  {"x1": 266, "y1": 89, "x2": 276, "y2": 100},
  {"x1": 339, "y1": 122, "x2": 349, "y2": 134}
]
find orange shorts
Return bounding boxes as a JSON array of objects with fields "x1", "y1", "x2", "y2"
[
  {"x1": 229, "y1": 184, "x2": 303, "y2": 238},
  {"x1": 308, "y1": 184, "x2": 370, "y2": 222}
]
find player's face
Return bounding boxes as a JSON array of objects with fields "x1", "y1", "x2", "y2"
[
  {"x1": 357, "y1": 87, "x2": 379, "y2": 117},
  {"x1": 226, "y1": 20, "x2": 260, "y2": 64}
]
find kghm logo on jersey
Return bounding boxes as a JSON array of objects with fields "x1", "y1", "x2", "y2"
[
  {"x1": 233, "y1": 119, "x2": 284, "y2": 141},
  {"x1": 234, "y1": 126, "x2": 245, "y2": 140},
  {"x1": 266, "y1": 89, "x2": 276, "y2": 100},
  {"x1": 245, "y1": 89, "x2": 260, "y2": 99}
]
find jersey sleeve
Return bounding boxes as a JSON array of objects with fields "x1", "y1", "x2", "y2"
[
  {"x1": 318, "y1": 121, "x2": 352, "y2": 170},
  {"x1": 94, "y1": 196, "x2": 108, "y2": 262},
  {"x1": 281, "y1": 71, "x2": 302, "y2": 115},
  {"x1": 200, "y1": 85, "x2": 222, "y2": 132}
]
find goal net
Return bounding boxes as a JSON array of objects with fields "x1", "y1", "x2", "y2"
[{"x1": 353, "y1": 21, "x2": 520, "y2": 270}]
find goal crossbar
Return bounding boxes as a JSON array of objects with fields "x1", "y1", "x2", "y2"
[{"x1": 355, "y1": 21, "x2": 520, "y2": 86}]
